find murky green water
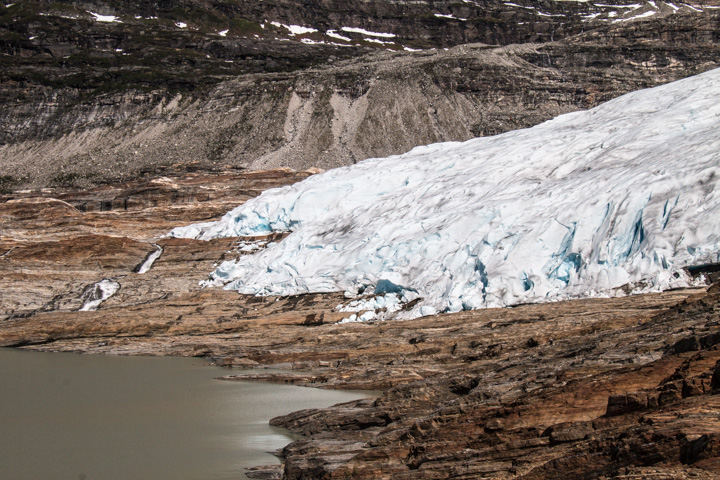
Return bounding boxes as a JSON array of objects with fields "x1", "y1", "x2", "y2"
[{"x1": 0, "y1": 348, "x2": 374, "y2": 480}]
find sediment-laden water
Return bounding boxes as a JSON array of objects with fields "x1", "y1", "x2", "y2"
[{"x1": 0, "y1": 348, "x2": 373, "y2": 480}]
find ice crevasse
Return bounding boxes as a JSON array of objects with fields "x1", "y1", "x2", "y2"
[{"x1": 170, "y1": 67, "x2": 720, "y2": 319}]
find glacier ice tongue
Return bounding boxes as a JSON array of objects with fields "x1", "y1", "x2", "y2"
[{"x1": 170, "y1": 68, "x2": 720, "y2": 318}]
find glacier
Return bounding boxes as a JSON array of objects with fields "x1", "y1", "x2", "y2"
[{"x1": 170, "y1": 67, "x2": 720, "y2": 319}]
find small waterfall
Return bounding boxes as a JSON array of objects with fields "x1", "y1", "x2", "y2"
[
  {"x1": 136, "y1": 244, "x2": 163, "y2": 274},
  {"x1": 79, "y1": 279, "x2": 120, "y2": 311}
]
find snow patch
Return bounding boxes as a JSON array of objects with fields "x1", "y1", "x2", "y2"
[
  {"x1": 326, "y1": 29, "x2": 352, "y2": 41},
  {"x1": 89, "y1": 12, "x2": 122, "y2": 23},
  {"x1": 218, "y1": 29, "x2": 228, "y2": 36},
  {"x1": 682, "y1": 3, "x2": 703, "y2": 11},
  {"x1": 270, "y1": 21, "x2": 318, "y2": 35},
  {"x1": 341, "y1": 26, "x2": 396, "y2": 38},
  {"x1": 434, "y1": 13, "x2": 468, "y2": 20},
  {"x1": 175, "y1": 21, "x2": 187, "y2": 28},
  {"x1": 613, "y1": 9, "x2": 657, "y2": 21},
  {"x1": 364, "y1": 37, "x2": 395, "y2": 45}
]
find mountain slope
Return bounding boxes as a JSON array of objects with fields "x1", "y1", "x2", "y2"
[
  {"x1": 2, "y1": 0, "x2": 720, "y2": 189},
  {"x1": 172, "y1": 67, "x2": 720, "y2": 317}
]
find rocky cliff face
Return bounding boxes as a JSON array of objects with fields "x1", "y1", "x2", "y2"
[{"x1": 2, "y1": 0, "x2": 720, "y2": 188}]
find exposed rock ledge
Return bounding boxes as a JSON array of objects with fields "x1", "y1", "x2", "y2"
[{"x1": 1, "y1": 170, "x2": 719, "y2": 479}]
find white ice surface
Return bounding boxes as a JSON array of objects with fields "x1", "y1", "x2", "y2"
[
  {"x1": 504, "y1": 3, "x2": 536, "y2": 9},
  {"x1": 594, "y1": 3, "x2": 643, "y2": 7},
  {"x1": 336, "y1": 293, "x2": 405, "y2": 313},
  {"x1": 171, "y1": 68, "x2": 720, "y2": 318}
]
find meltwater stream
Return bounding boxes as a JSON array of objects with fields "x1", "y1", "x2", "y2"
[{"x1": 0, "y1": 348, "x2": 375, "y2": 480}]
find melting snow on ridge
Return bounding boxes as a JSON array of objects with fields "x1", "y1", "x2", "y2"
[
  {"x1": 434, "y1": 13, "x2": 468, "y2": 20},
  {"x1": 326, "y1": 29, "x2": 352, "y2": 41},
  {"x1": 270, "y1": 21, "x2": 318, "y2": 35},
  {"x1": 340, "y1": 26, "x2": 396, "y2": 38},
  {"x1": 90, "y1": 12, "x2": 121, "y2": 23},
  {"x1": 171, "y1": 68, "x2": 720, "y2": 319}
]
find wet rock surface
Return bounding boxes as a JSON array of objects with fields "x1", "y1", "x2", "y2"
[{"x1": 1, "y1": 171, "x2": 719, "y2": 479}]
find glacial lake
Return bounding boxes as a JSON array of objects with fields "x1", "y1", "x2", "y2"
[{"x1": 0, "y1": 348, "x2": 375, "y2": 480}]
